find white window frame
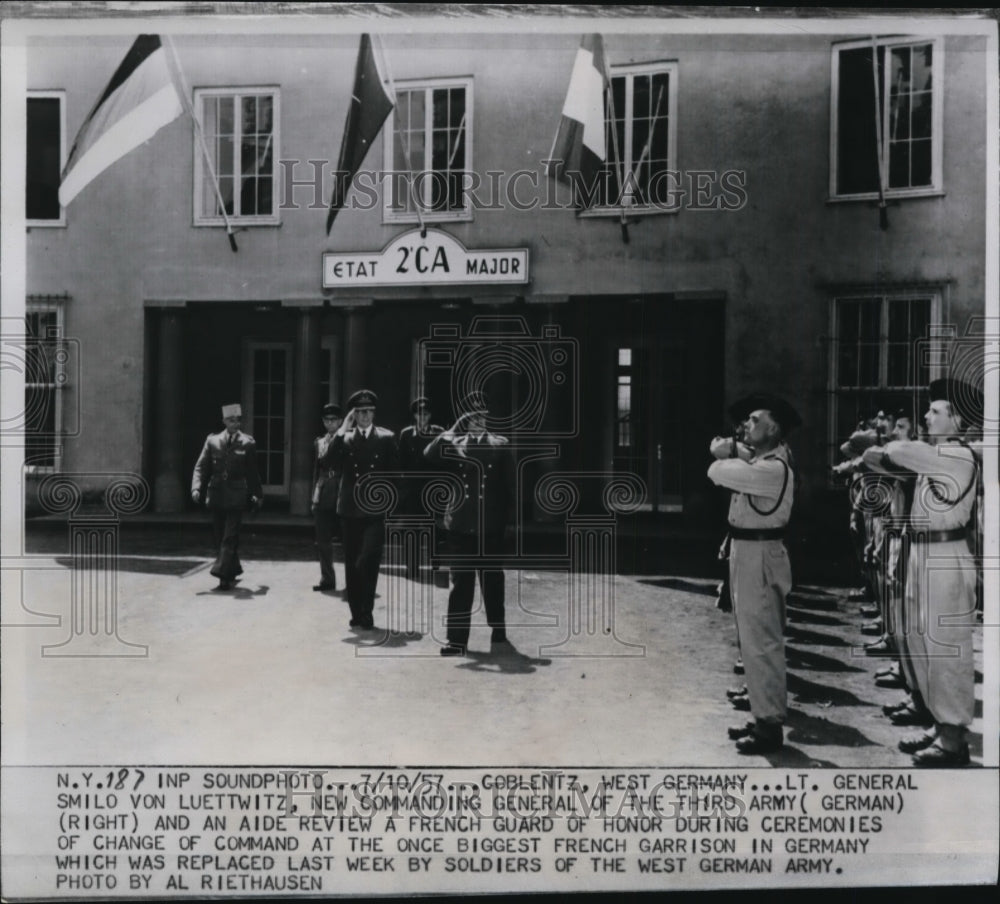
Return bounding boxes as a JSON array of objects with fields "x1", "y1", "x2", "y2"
[
  {"x1": 583, "y1": 61, "x2": 679, "y2": 219},
  {"x1": 27, "y1": 90, "x2": 66, "y2": 228},
  {"x1": 382, "y1": 76, "x2": 474, "y2": 225},
  {"x1": 827, "y1": 290, "x2": 942, "y2": 471},
  {"x1": 193, "y1": 87, "x2": 280, "y2": 227},
  {"x1": 829, "y1": 36, "x2": 944, "y2": 202},
  {"x1": 23, "y1": 300, "x2": 67, "y2": 473}
]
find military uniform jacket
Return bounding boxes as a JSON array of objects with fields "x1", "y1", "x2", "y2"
[
  {"x1": 398, "y1": 424, "x2": 445, "y2": 470},
  {"x1": 328, "y1": 426, "x2": 399, "y2": 518},
  {"x1": 707, "y1": 443, "x2": 794, "y2": 530},
  {"x1": 312, "y1": 434, "x2": 342, "y2": 511},
  {"x1": 191, "y1": 430, "x2": 263, "y2": 511},
  {"x1": 425, "y1": 431, "x2": 515, "y2": 535}
]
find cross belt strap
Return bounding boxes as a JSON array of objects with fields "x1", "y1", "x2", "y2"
[
  {"x1": 728, "y1": 527, "x2": 786, "y2": 541},
  {"x1": 907, "y1": 527, "x2": 968, "y2": 544}
]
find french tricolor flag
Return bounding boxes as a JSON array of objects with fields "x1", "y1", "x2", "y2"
[
  {"x1": 546, "y1": 34, "x2": 608, "y2": 205},
  {"x1": 59, "y1": 35, "x2": 184, "y2": 207}
]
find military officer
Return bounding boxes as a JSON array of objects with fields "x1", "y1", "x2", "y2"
[
  {"x1": 398, "y1": 397, "x2": 445, "y2": 580},
  {"x1": 326, "y1": 389, "x2": 398, "y2": 630},
  {"x1": 191, "y1": 403, "x2": 263, "y2": 591},
  {"x1": 311, "y1": 402, "x2": 343, "y2": 592},
  {"x1": 708, "y1": 394, "x2": 799, "y2": 754},
  {"x1": 880, "y1": 378, "x2": 981, "y2": 766},
  {"x1": 424, "y1": 391, "x2": 516, "y2": 657}
]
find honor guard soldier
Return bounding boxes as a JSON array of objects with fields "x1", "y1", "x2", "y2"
[
  {"x1": 191, "y1": 403, "x2": 263, "y2": 591},
  {"x1": 311, "y1": 402, "x2": 344, "y2": 592},
  {"x1": 398, "y1": 397, "x2": 445, "y2": 580},
  {"x1": 708, "y1": 394, "x2": 799, "y2": 754},
  {"x1": 879, "y1": 378, "x2": 981, "y2": 766},
  {"x1": 425, "y1": 391, "x2": 516, "y2": 657},
  {"x1": 327, "y1": 390, "x2": 398, "y2": 630}
]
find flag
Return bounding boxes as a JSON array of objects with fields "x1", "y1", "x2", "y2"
[
  {"x1": 326, "y1": 34, "x2": 394, "y2": 234},
  {"x1": 546, "y1": 34, "x2": 609, "y2": 207},
  {"x1": 59, "y1": 35, "x2": 184, "y2": 207}
]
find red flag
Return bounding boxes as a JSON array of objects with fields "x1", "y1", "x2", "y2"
[
  {"x1": 326, "y1": 34, "x2": 394, "y2": 234},
  {"x1": 545, "y1": 34, "x2": 609, "y2": 207},
  {"x1": 59, "y1": 35, "x2": 183, "y2": 206}
]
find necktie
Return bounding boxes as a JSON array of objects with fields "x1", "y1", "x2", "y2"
[{"x1": 226, "y1": 433, "x2": 234, "y2": 449}]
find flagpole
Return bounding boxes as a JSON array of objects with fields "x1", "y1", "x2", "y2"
[
  {"x1": 870, "y1": 37, "x2": 889, "y2": 231},
  {"x1": 164, "y1": 34, "x2": 240, "y2": 252},
  {"x1": 628, "y1": 84, "x2": 664, "y2": 205},
  {"x1": 598, "y1": 45, "x2": 629, "y2": 244},
  {"x1": 374, "y1": 33, "x2": 428, "y2": 239}
]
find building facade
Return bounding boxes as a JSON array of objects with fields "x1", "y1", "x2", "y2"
[{"x1": 23, "y1": 27, "x2": 990, "y2": 537}]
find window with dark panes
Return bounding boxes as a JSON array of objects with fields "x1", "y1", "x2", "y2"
[
  {"x1": 27, "y1": 94, "x2": 63, "y2": 222},
  {"x1": 195, "y1": 89, "x2": 277, "y2": 223},
  {"x1": 387, "y1": 80, "x2": 470, "y2": 220},
  {"x1": 24, "y1": 303, "x2": 67, "y2": 470},
  {"x1": 831, "y1": 295, "x2": 934, "y2": 465},
  {"x1": 833, "y1": 39, "x2": 938, "y2": 197}
]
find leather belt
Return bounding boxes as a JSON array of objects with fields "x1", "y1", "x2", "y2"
[
  {"x1": 908, "y1": 528, "x2": 968, "y2": 544},
  {"x1": 729, "y1": 528, "x2": 786, "y2": 541}
]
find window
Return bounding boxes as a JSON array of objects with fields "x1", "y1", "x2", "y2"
[
  {"x1": 831, "y1": 38, "x2": 942, "y2": 199},
  {"x1": 589, "y1": 63, "x2": 678, "y2": 213},
  {"x1": 384, "y1": 78, "x2": 472, "y2": 222},
  {"x1": 27, "y1": 92, "x2": 65, "y2": 225},
  {"x1": 24, "y1": 301, "x2": 68, "y2": 471},
  {"x1": 829, "y1": 293, "x2": 939, "y2": 465},
  {"x1": 194, "y1": 88, "x2": 279, "y2": 225}
]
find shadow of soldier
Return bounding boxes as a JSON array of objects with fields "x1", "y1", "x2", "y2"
[
  {"x1": 195, "y1": 583, "x2": 269, "y2": 599},
  {"x1": 452, "y1": 645, "x2": 552, "y2": 676}
]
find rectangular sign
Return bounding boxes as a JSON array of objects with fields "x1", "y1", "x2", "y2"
[{"x1": 323, "y1": 228, "x2": 529, "y2": 288}]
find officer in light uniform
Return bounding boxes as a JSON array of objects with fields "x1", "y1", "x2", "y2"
[
  {"x1": 879, "y1": 378, "x2": 980, "y2": 766},
  {"x1": 311, "y1": 402, "x2": 343, "y2": 592},
  {"x1": 708, "y1": 395, "x2": 798, "y2": 754},
  {"x1": 327, "y1": 390, "x2": 398, "y2": 630},
  {"x1": 191, "y1": 403, "x2": 263, "y2": 591}
]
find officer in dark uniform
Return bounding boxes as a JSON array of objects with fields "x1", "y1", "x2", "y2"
[
  {"x1": 311, "y1": 402, "x2": 343, "y2": 592},
  {"x1": 191, "y1": 403, "x2": 263, "y2": 591},
  {"x1": 327, "y1": 390, "x2": 398, "y2": 630},
  {"x1": 398, "y1": 397, "x2": 445, "y2": 579},
  {"x1": 424, "y1": 391, "x2": 516, "y2": 657}
]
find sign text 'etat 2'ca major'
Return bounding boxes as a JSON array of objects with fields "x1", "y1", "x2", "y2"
[{"x1": 322, "y1": 228, "x2": 530, "y2": 288}]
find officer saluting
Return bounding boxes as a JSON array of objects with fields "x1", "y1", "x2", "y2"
[
  {"x1": 398, "y1": 397, "x2": 445, "y2": 580},
  {"x1": 879, "y1": 377, "x2": 981, "y2": 767},
  {"x1": 191, "y1": 403, "x2": 263, "y2": 591},
  {"x1": 708, "y1": 393, "x2": 799, "y2": 754},
  {"x1": 327, "y1": 390, "x2": 398, "y2": 630},
  {"x1": 311, "y1": 402, "x2": 343, "y2": 592}
]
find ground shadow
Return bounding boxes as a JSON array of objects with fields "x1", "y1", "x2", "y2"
[
  {"x1": 787, "y1": 672, "x2": 877, "y2": 708},
  {"x1": 455, "y1": 646, "x2": 552, "y2": 675},
  {"x1": 55, "y1": 556, "x2": 208, "y2": 576},
  {"x1": 784, "y1": 625, "x2": 851, "y2": 647},
  {"x1": 342, "y1": 628, "x2": 426, "y2": 650},
  {"x1": 636, "y1": 578, "x2": 719, "y2": 596},
  {"x1": 785, "y1": 647, "x2": 866, "y2": 673},
  {"x1": 753, "y1": 746, "x2": 840, "y2": 768},
  {"x1": 785, "y1": 708, "x2": 879, "y2": 748}
]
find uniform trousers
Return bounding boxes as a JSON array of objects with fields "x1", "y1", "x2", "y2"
[
  {"x1": 210, "y1": 509, "x2": 244, "y2": 581},
  {"x1": 341, "y1": 516, "x2": 384, "y2": 625},
  {"x1": 314, "y1": 508, "x2": 338, "y2": 588},
  {"x1": 903, "y1": 539, "x2": 976, "y2": 728},
  {"x1": 445, "y1": 531, "x2": 506, "y2": 648},
  {"x1": 729, "y1": 538, "x2": 791, "y2": 724}
]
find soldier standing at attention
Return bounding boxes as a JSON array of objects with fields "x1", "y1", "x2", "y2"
[
  {"x1": 880, "y1": 378, "x2": 980, "y2": 767},
  {"x1": 398, "y1": 397, "x2": 445, "y2": 580},
  {"x1": 311, "y1": 402, "x2": 343, "y2": 592},
  {"x1": 191, "y1": 403, "x2": 263, "y2": 591},
  {"x1": 327, "y1": 390, "x2": 398, "y2": 630},
  {"x1": 708, "y1": 395, "x2": 799, "y2": 754}
]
